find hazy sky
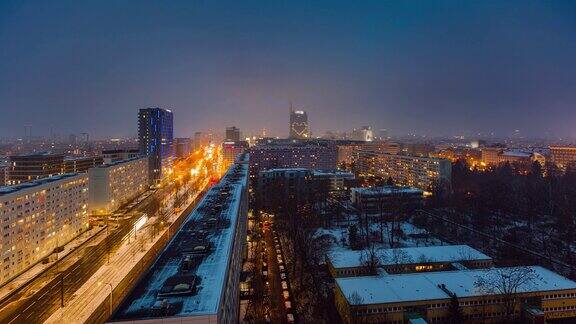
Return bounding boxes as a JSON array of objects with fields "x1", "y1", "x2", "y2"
[{"x1": 1, "y1": 1, "x2": 575, "y2": 139}]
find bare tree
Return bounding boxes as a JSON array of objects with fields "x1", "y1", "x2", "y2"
[
  {"x1": 348, "y1": 291, "x2": 364, "y2": 305},
  {"x1": 360, "y1": 240, "x2": 381, "y2": 275},
  {"x1": 384, "y1": 249, "x2": 413, "y2": 274},
  {"x1": 474, "y1": 267, "x2": 540, "y2": 320}
]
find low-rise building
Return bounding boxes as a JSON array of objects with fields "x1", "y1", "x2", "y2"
[
  {"x1": 0, "y1": 173, "x2": 89, "y2": 285},
  {"x1": 351, "y1": 186, "x2": 424, "y2": 214},
  {"x1": 335, "y1": 266, "x2": 576, "y2": 324},
  {"x1": 481, "y1": 147, "x2": 535, "y2": 166},
  {"x1": 88, "y1": 157, "x2": 148, "y2": 215},
  {"x1": 327, "y1": 245, "x2": 492, "y2": 278}
]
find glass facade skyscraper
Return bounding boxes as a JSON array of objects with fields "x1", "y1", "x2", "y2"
[{"x1": 138, "y1": 107, "x2": 174, "y2": 185}]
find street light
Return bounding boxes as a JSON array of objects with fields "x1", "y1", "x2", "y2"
[{"x1": 98, "y1": 281, "x2": 113, "y2": 316}]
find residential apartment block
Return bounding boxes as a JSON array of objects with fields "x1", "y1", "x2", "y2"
[
  {"x1": 88, "y1": 157, "x2": 149, "y2": 215},
  {"x1": 0, "y1": 173, "x2": 89, "y2": 285},
  {"x1": 550, "y1": 146, "x2": 576, "y2": 170},
  {"x1": 357, "y1": 152, "x2": 451, "y2": 191}
]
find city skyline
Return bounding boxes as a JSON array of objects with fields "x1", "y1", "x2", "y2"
[
  {"x1": 3, "y1": 2, "x2": 576, "y2": 324},
  {"x1": 2, "y1": 1, "x2": 576, "y2": 139}
]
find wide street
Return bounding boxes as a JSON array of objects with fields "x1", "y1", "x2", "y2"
[{"x1": 0, "y1": 146, "x2": 220, "y2": 323}]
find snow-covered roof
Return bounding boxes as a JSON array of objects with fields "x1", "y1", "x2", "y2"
[
  {"x1": 337, "y1": 266, "x2": 576, "y2": 305},
  {"x1": 312, "y1": 169, "x2": 354, "y2": 176},
  {"x1": 262, "y1": 168, "x2": 309, "y2": 173},
  {"x1": 114, "y1": 155, "x2": 249, "y2": 320},
  {"x1": 329, "y1": 245, "x2": 491, "y2": 269},
  {"x1": 0, "y1": 173, "x2": 82, "y2": 196},
  {"x1": 351, "y1": 186, "x2": 423, "y2": 196}
]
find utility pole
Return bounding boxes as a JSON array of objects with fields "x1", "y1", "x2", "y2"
[{"x1": 60, "y1": 272, "x2": 64, "y2": 307}]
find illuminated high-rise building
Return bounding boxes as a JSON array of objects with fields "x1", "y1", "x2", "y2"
[
  {"x1": 289, "y1": 108, "x2": 310, "y2": 139},
  {"x1": 138, "y1": 108, "x2": 174, "y2": 185}
]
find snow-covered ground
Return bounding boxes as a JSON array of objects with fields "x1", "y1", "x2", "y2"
[{"x1": 317, "y1": 221, "x2": 446, "y2": 254}]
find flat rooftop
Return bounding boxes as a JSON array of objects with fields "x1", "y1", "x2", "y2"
[
  {"x1": 329, "y1": 245, "x2": 491, "y2": 269},
  {"x1": 113, "y1": 155, "x2": 249, "y2": 320},
  {"x1": 312, "y1": 169, "x2": 354, "y2": 176},
  {"x1": 96, "y1": 156, "x2": 145, "y2": 168},
  {"x1": 9, "y1": 151, "x2": 63, "y2": 158},
  {"x1": 336, "y1": 266, "x2": 576, "y2": 305},
  {"x1": 0, "y1": 173, "x2": 81, "y2": 196},
  {"x1": 352, "y1": 186, "x2": 423, "y2": 195}
]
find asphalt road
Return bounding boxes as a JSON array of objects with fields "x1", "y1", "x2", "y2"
[
  {"x1": 263, "y1": 222, "x2": 288, "y2": 324},
  {"x1": 0, "y1": 184, "x2": 177, "y2": 323}
]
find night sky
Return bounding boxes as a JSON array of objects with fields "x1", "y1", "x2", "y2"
[{"x1": 1, "y1": 1, "x2": 575, "y2": 139}]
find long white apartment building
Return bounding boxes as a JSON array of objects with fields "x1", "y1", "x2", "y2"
[
  {"x1": 0, "y1": 173, "x2": 89, "y2": 285},
  {"x1": 112, "y1": 153, "x2": 250, "y2": 323},
  {"x1": 88, "y1": 157, "x2": 148, "y2": 215},
  {"x1": 357, "y1": 151, "x2": 452, "y2": 191}
]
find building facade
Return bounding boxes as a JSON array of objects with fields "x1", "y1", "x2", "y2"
[
  {"x1": 550, "y1": 146, "x2": 576, "y2": 170},
  {"x1": 335, "y1": 266, "x2": 576, "y2": 324},
  {"x1": 312, "y1": 170, "x2": 355, "y2": 192},
  {"x1": 6, "y1": 153, "x2": 65, "y2": 185},
  {"x1": 63, "y1": 156, "x2": 103, "y2": 173},
  {"x1": 222, "y1": 141, "x2": 248, "y2": 166},
  {"x1": 357, "y1": 152, "x2": 452, "y2": 192},
  {"x1": 249, "y1": 142, "x2": 337, "y2": 177},
  {"x1": 102, "y1": 149, "x2": 140, "y2": 164},
  {"x1": 289, "y1": 109, "x2": 310, "y2": 139},
  {"x1": 174, "y1": 137, "x2": 192, "y2": 158},
  {"x1": 351, "y1": 126, "x2": 374, "y2": 142},
  {"x1": 481, "y1": 147, "x2": 535, "y2": 166},
  {"x1": 225, "y1": 126, "x2": 241, "y2": 142},
  {"x1": 138, "y1": 108, "x2": 174, "y2": 185},
  {"x1": 0, "y1": 164, "x2": 6, "y2": 186},
  {"x1": 351, "y1": 186, "x2": 424, "y2": 214},
  {"x1": 88, "y1": 157, "x2": 149, "y2": 215},
  {"x1": 0, "y1": 173, "x2": 89, "y2": 285}
]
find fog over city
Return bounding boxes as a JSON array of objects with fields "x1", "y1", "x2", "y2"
[
  {"x1": 2, "y1": 2, "x2": 576, "y2": 324},
  {"x1": 1, "y1": 1, "x2": 576, "y2": 138}
]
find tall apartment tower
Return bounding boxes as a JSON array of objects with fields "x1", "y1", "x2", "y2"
[
  {"x1": 138, "y1": 108, "x2": 174, "y2": 185},
  {"x1": 225, "y1": 126, "x2": 241, "y2": 142},
  {"x1": 289, "y1": 106, "x2": 310, "y2": 139}
]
